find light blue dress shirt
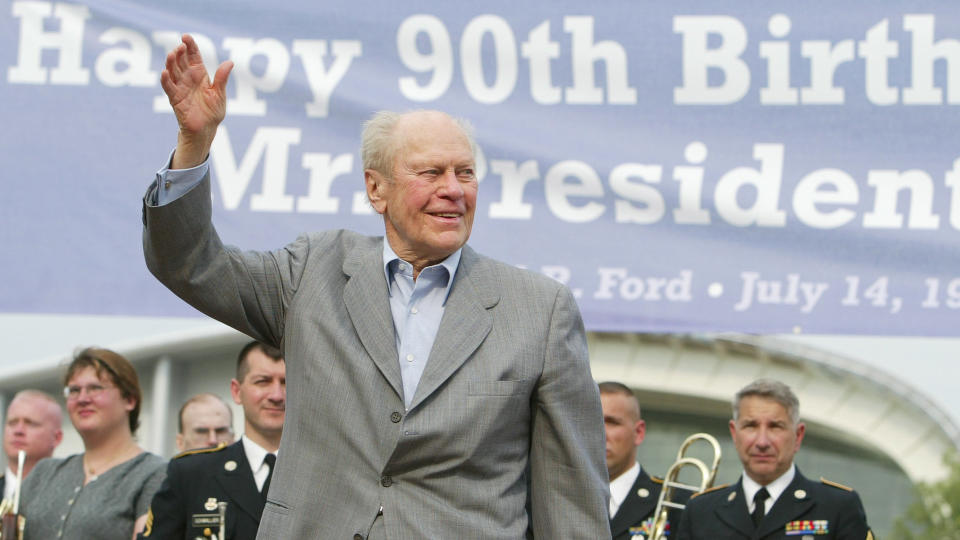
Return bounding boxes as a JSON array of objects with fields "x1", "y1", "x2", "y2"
[
  {"x1": 382, "y1": 242, "x2": 460, "y2": 408},
  {"x1": 154, "y1": 155, "x2": 462, "y2": 408}
]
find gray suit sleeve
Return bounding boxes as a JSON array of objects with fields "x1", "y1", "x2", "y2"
[
  {"x1": 142, "y1": 172, "x2": 308, "y2": 346},
  {"x1": 528, "y1": 286, "x2": 611, "y2": 539}
]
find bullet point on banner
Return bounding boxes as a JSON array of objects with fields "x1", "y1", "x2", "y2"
[{"x1": 708, "y1": 283, "x2": 724, "y2": 298}]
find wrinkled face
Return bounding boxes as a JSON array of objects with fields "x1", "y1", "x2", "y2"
[
  {"x1": 730, "y1": 396, "x2": 805, "y2": 485},
  {"x1": 601, "y1": 392, "x2": 645, "y2": 481},
  {"x1": 177, "y1": 399, "x2": 234, "y2": 452},
  {"x1": 65, "y1": 366, "x2": 134, "y2": 438},
  {"x1": 366, "y1": 112, "x2": 477, "y2": 273},
  {"x1": 231, "y1": 350, "x2": 286, "y2": 441},
  {"x1": 4, "y1": 395, "x2": 62, "y2": 465}
]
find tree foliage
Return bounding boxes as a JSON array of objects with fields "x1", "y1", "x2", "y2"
[{"x1": 893, "y1": 452, "x2": 960, "y2": 539}]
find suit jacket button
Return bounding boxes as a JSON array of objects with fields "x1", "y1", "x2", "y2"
[
  {"x1": 390, "y1": 411, "x2": 402, "y2": 423},
  {"x1": 381, "y1": 475, "x2": 393, "y2": 487}
]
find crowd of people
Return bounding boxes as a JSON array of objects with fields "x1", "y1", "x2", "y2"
[{"x1": 2, "y1": 33, "x2": 875, "y2": 539}]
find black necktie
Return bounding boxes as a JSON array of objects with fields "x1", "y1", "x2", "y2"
[
  {"x1": 261, "y1": 453, "x2": 276, "y2": 498},
  {"x1": 752, "y1": 487, "x2": 769, "y2": 527}
]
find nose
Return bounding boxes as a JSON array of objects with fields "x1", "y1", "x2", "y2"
[
  {"x1": 754, "y1": 428, "x2": 772, "y2": 449},
  {"x1": 205, "y1": 429, "x2": 218, "y2": 446},
  {"x1": 268, "y1": 381, "x2": 285, "y2": 404},
  {"x1": 437, "y1": 169, "x2": 464, "y2": 199}
]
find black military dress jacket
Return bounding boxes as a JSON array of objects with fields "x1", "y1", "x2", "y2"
[
  {"x1": 675, "y1": 470, "x2": 873, "y2": 540},
  {"x1": 140, "y1": 441, "x2": 265, "y2": 540},
  {"x1": 610, "y1": 468, "x2": 662, "y2": 540}
]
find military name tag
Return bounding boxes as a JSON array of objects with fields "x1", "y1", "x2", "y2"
[{"x1": 191, "y1": 513, "x2": 222, "y2": 528}]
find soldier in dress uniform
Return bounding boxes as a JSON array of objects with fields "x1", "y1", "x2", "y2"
[
  {"x1": 600, "y1": 382, "x2": 678, "y2": 540},
  {"x1": 675, "y1": 379, "x2": 874, "y2": 540},
  {"x1": 141, "y1": 342, "x2": 285, "y2": 540}
]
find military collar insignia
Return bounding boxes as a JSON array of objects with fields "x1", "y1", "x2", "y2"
[
  {"x1": 637, "y1": 487, "x2": 650, "y2": 498},
  {"x1": 204, "y1": 497, "x2": 219, "y2": 511},
  {"x1": 224, "y1": 460, "x2": 237, "y2": 472},
  {"x1": 794, "y1": 489, "x2": 807, "y2": 499}
]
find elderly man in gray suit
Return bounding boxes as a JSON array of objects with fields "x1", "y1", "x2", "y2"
[{"x1": 142, "y1": 35, "x2": 609, "y2": 539}]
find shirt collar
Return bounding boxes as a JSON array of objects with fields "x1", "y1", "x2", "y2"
[
  {"x1": 741, "y1": 463, "x2": 796, "y2": 508},
  {"x1": 609, "y1": 461, "x2": 641, "y2": 509},
  {"x1": 382, "y1": 240, "x2": 462, "y2": 304},
  {"x1": 240, "y1": 434, "x2": 276, "y2": 470}
]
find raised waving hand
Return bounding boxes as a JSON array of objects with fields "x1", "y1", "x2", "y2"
[{"x1": 160, "y1": 34, "x2": 233, "y2": 169}]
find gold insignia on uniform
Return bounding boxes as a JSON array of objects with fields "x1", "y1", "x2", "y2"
[
  {"x1": 203, "y1": 527, "x2": 212, "y2": 537},
  {"x1": 172, "y1": 441, "x2": 228, "y2": 460},
  {"x1": 143, "y1": 507, "x2": 154, "y2": 536},
  {"x1": 794, "y1": 489, "x2": 807, "y2": 499},
  {"x1": 866, "y1": 532, "x2": 874, "y2": 540},
  {"x1": 224, "y1": 460, "x2": 237, "y2": 472},
  {"x1": 820, "y1": 477, "x2": 853, "y2": 492},
  {"x1": 727, "y1": 491, "x2": 736, "y2": 502},
  {"x1": 637, "y1": 488, "x2": 650, "y2": 498},
  {"x1": 204, "y1": 497, "x2": 219, "y2": 511},
  {"x1": 690, "y1": 483, "x2": 729, "y2": 500}
]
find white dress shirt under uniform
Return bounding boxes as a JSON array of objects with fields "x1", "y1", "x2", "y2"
[
  {"x1": 240, "y1": 435, "x2": 277, "y2": 492},
  {"x1": 608, "y1": 461, "x2": 641, "y2": 517},
  {"x1": 741, "y1": 463, "x2": 797, "y2": 516}
]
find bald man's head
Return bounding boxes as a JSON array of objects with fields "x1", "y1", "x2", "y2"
[{"x1": 4, "y1": 390, "x2": 63, "y2": 476}]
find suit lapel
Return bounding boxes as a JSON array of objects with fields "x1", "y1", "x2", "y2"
[
  {"x1": 610, "y1": 469, "x2": 658, "y2": 537},
  {"x1": 757, "y1": 472, "x2": 814, "y2": 539},
  {"x1": 714, "y1": 480, "x2": 754, "y2": 538},
  {"x1": 408, "y1": 246, "x2": 497, "y2": 411},
  {"x1": 214, "y1": 442, "x2": 264, "y2": 522},
  {"x1": 342, "y1": 238, "x2": 403, "y2": 400}
]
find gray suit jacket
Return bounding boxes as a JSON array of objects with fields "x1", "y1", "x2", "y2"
[{"x1": 143, "y1": 175, "x2": 610, "y2": 539}]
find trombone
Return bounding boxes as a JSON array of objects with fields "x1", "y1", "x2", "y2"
[
  {"x1": 649, "y1": 433, "x2": 721, "y2": 540},
  {"x1": 0, "y1": 450, "x2": 26, "y2": 540}
]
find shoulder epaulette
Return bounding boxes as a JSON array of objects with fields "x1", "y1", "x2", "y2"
[
  {"x1": 651, "y1": 476, "x2": 664, "y2": 484},
  {"x1": 173, "y1": 442, "x2": 228, "y2": 459},
  {"x1": 820, "y1": 477, "x2": 853, "y2": 491},
  {"x1": 690, "y1": 483, "x2": 729, "y2": 499}
]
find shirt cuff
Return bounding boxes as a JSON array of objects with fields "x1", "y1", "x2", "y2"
[{"x1": 153, "y1": 148, "x2": 210, "y2": 206}]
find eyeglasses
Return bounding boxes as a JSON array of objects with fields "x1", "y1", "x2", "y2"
[{"x1": 63, "y1": 383, "x2": 110, "y2": 400}]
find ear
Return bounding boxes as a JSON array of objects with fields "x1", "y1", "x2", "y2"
[
  {"x1": 728, "y1": 419, "x2": 737, "y2": 441},
  {"x1": 634, "y1": 419, "x2": 646, "y2": 446},
  {"x1": 365, "y1": 169, "x2": 389, "y2": 215},
  {"x1": 53, "y1": 429, "x2": 63, "y2": 446},
  {"x1": 794, "y1": 421, "x2": 806, "y2": 448},
  {"x1": 230, "y1": 379, "x2": 242, "y2": 405},
  {"x1": 175, "y1": 433, "x2": 185, "y2": 452}
]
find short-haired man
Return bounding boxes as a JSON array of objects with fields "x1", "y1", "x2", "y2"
[
  {"x1": 600, "y1": 382, "x2": 674, "y2": 540},
  {"x1": 142, "y1": 342, "x2": 285, "y2": 540},
  {"x1": 176, "y1": 393, "x2": 235, "y2": 452},
  {"x1": 2, "y1": 390, "x2": 63, "y2": 501},
  {"x1": 676, "y1": 379, "x2": 873, "y2": 540}
]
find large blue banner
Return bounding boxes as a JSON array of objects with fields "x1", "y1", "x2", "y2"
[{"x1": 2, "y1": 0, "x2": 959, "y2": 335}]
